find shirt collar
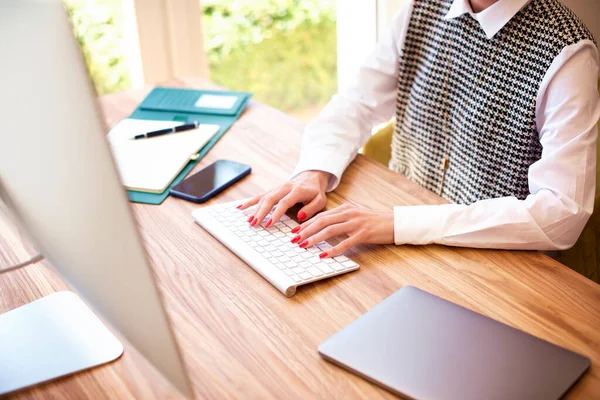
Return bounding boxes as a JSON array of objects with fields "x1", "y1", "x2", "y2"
[{"x1": 443, "y1": 0, "x2": 531, "y2": 39}]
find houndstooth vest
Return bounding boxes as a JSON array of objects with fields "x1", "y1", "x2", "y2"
[{"x1": 390, "y1": 0, "x2": 596, "y2": 204}]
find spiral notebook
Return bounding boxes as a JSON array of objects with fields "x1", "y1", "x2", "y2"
[{"x1": 108, "y1": 118, "x2": 220, "y2": 193}]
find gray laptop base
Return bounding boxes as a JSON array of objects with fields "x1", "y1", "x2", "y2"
[{"x1": 318, "y1": 286, "x2": 590, "y2": 400}]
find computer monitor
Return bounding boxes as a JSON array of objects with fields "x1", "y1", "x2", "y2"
[{"x1": 0, "y1": 1, "x2": 191, "y2": 396}]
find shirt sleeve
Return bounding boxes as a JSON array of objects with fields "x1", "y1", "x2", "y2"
[
  {"x1": 393, "y1": 40, "x2": 600, "y2": 251},
  {"x1": 292, "y1": 3, "x2": 413, "y2": 192}
]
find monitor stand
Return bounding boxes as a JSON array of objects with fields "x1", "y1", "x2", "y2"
[{"x1": 0, "y1": 291, "x2": 124, "y2": 395}]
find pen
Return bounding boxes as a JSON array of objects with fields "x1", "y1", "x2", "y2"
[{"x1": 132, "y1": 121, "x2": 199, "y2": 140}]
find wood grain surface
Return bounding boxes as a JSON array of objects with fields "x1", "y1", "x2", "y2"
[{"x1": 1, "y1": 76, "x2": 599, "y2": 399}]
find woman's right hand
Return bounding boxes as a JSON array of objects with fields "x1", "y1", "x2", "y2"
[{"x1": 237, "y1": 170, "x2": 332, "y2": 227}]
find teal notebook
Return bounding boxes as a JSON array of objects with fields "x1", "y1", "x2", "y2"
[{"x1": 125, "y1": 87, "x2": 251, "y2": 205}]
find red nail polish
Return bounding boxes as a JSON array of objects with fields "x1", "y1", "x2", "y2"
[
  {"x1": 264, "y1": 219, "x2": 272, "y2": 228},
  {"x1": 297, "y1": 211, "x2": 307, "y2": 222},
  {"x1": 319, "y1": 252, "x2": 328, "y2": 259},
  {"x1": 250, "y1": 218, "x2": 258, "y2": 227},
  {"x1": 247, "y1": 216, "x2": 254, "y2": 223},
  {"x1": 291, "y1": 235, "x2": 301, "y2": 244},
  {"x1": 291, "y1": 226, "x2": 301, "y2": 233},
  {"x1": 236, "y1": 205, "x2": 243, "y2": 209},
  {"x1": 299, "y1": 240, "x2": 308, "y2": 248}
]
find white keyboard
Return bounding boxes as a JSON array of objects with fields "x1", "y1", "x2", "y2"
[{"x1": 192, "y1": 201, "x2": 359, "y2": 297}]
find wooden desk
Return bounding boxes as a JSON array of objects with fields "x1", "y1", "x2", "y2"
[{"x1": 1, "y1": 77, "x2": 600, "y2": 399}]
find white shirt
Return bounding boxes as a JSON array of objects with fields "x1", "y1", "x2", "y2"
[{"x1": 293, "y1": 0, "x2": 600, "y2": 250}]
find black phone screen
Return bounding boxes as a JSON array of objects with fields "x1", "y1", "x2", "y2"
[{"x1": 171, "y1": 160, "x2": 251, "y2": 202}]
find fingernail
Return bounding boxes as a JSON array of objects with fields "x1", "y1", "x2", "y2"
[
  {"x1": 319, "y1": 252, "x2": 328, "y2": 259},
  {"x1": 250, "y1": 218, "x2": 258, "y2": 227},
  {"x1": 264, "y1": 219, "x2": 272, "y2": 228},
  {"x1": 247, "y1": 216, "x2": 254, "y2": 223},
  {"x1": 297, "y1": 211, "x2": 307, "y2": 221},
  {"x1": 299, "y1": 240, "x2": 308, "y2": 248},
  {"x1": 291, "y1": 226, "x2": 301, "y2": 233},
  {"x1": 236, "y1": 205, "x2": 243, "y2": 209},
  {"x1": 291, "y1": 235, "x2": 301, "y2": 244}
]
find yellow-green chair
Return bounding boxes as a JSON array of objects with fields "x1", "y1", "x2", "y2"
[{"x1": 363, "y1": 81, "x2": 600, "y2": 283}]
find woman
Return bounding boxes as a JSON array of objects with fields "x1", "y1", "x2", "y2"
[{"x1": 239, "y1": 0, "x2": 600, "y2": 258}]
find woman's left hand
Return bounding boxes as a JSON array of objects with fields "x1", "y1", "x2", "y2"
[{"x1": 292, "y1": 203, "x2": 395, "y2": 258}]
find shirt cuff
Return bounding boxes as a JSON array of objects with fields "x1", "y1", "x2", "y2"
[
  {"x1": 393, "y1": 205, "x2": 445, "y2": 245},
  {"x1": 292, "y1": 151, "x2": 352, "y2": 192}
]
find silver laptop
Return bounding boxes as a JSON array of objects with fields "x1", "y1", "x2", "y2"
[{"x1": 319, "y1": 286, "x2": 589, "y2": 400}]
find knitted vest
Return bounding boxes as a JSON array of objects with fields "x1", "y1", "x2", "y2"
[{"x1": 390, "y1": 0, "x2": 596, "y2": 204}]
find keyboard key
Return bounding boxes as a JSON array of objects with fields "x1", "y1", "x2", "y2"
[
  {"x1": 264, "y1": 245, "x2": 276, "y2": 252},
  {"x1": 273, "y1": 232, "x2": 285, "y2": 238},
  {"x1": 271, "y1": 250, "x2": 283, "y2": 258},
  {"x1": 257, "y1": 240, "x2": 269, "y2": 247},
  {"x1": 263, "y1": 253, "x2": 274, "y2": 259},
  {"x1": 280, "y1": 227, "x2": 292, "y2": 233},
  {"x1": 308, "y1": 247, "x2": 320, "y2": 253},
  {"x1": 299, "y1": 272, "x2": 312, "y2": 280},
  {"x1": 316, "y1": 263, "x2": 333, "y2": 273},
  {"x1": 292, "y1": 255, "x2": 304, "y2": 263},
  {"x1": 334, "y1": 256, "x2": 349, "y2": 262},
  {"x1": 278, "y1": 256, "x2": 291, "y2": 263},
  {"x1": 299, "y1": 261, "x2": 311, "y2": 269},
  {"x1": 258, "y1": 231, "x2": 270, "y2": 237},
  {"x1": 307, "y1": 267, "x2": 323, "y2": 277},
  {"x1": 322, "y1": 258, "x2": 335, "y2": 264},
  {"x1": 266, "y1": 236, "x2": 279, "y2": 242},
  {"x1": 266, "y1": 227, "x2": 278, "y2": 233},
  {"x1": 284, "y1": 220, "x2": 299, "y2": 228},
  {"x1": 273, "y1": 222, "x2": 286, "y2": 229},
  {"x1": 284, "y1": 251, "x2": 296, "y2": 257},
  {"x1": 284, "y1": 261, "x2": 298, "y2": 269},
  {"x1": 332, "y1": 263, "x2": 344, "y2": 271},
  {"x1": 280, "y1": 215, "x2": 291, "y2": 221},
  {"x1": 342, "y1": 261, "x2": 358, "y2": 268},
  {"x1": 292, "y1": 267, "x2": 304, "y2": 274},
  {"x1": 290, "y1": 274, "x2": 302, "y2": 282},
  {"x1": 301, "y1": 252, "x2": 313, "y2": 258},
  {"x1": 284, "y1": 269, "x2": 295, "y2": 275},
  {"x1": 307, "y1": 257, "x2": 320, "y2": 264}
]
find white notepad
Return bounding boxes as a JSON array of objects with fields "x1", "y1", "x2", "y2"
[{"x1": 107, "y1": 118, "x2": 220, "y2": 193}]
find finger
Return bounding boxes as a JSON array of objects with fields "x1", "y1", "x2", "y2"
[
  {"x1": 298, "y1": 222, "x2": 354, "y2": 249},
  {"x1": 320, "y1": 235, "x2": 362, "y2": 258},
  {"x1": 296, "y1": 192, "x2": 327, "y2": 222},
  {"x1": 268, "y1": 192, "x2": 303, "y2": 226},
  {"x1": 298, "y1": 204, "x2": 350, "y2": 232},
  {"x1": 295, "y1": 212, "x2": 348, "y2": 240},
  {"x1": 252, "y1": 188, "x2": 288, "y2": 226},
  {"x1": 237, "y1": 194, "x2": 262, "y2": 210}
]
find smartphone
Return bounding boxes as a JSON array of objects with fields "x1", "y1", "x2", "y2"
[{"x1": 169, "y1": 160, "x2": 251, "y2": 203}]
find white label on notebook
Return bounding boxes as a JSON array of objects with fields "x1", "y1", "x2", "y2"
[{"x1": 194, "y1": 94, "x2": 238, "y2": 110}]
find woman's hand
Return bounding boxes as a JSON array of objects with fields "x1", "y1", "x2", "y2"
[
  {"x1": 237, "y1": 170, "x2": 332, "y2": 227},
  {"x1": 292, "y1": 204, "x2": 395, "y2": 258}
]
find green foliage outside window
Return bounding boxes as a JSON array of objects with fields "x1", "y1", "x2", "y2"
[
  {"x1": 64, "y1": 0, "x2": 337, "y2": 116},
  {"x1": 64, "y1": 0, "x2": 131, "y2": 96},
  {"x1": 203, "y1": 0, "x2": 337, "y2": 115}
]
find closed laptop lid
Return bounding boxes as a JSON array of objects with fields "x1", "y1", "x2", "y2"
[{"x1": 318, "y1": 286, "x2": 590, "y2": 400}]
